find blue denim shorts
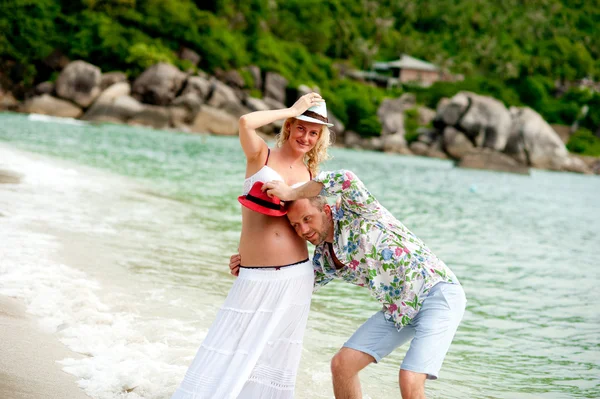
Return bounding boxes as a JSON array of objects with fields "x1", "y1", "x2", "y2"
[{"x1": 343, "y1": 282, "x2": 466, "y2": 380}]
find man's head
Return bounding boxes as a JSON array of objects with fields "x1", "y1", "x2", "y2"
[{"x1": 286, "y1": 196, "x2": 333, "y2": 246}]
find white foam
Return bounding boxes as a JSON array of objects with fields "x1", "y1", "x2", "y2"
[{"x1": 0, "y1": 147, "x2": 213, "y2": 398}]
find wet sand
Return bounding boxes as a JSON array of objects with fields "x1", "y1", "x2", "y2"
[{"x1": 0, "y1": 295, "x2": 90, "y2": 399}]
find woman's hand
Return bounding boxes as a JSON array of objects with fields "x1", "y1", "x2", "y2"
[
  {"x1": 290, "y1": 92, "x2": 324, "y2": 117},
  {"x1": 229, "y1": 253, "x2": 241, "y2": 277},
  {"x1": 262, "y1": 180, "x2": 295, "y2": 201}
]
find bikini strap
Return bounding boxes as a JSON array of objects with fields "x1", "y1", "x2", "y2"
[
  {"x1": 309, "y1": 170, "x2": 312, "y2": 179},
  {"x1": 265, "y1": 148, "x2": 270, "y2": 166}
]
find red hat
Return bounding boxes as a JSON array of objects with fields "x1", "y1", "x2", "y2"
[{"x1": 238, "y1": 181, "x2": 287, "y2": 217}]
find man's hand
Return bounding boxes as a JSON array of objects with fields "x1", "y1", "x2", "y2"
[
  {"x1": 229, "y1": 253, "x2": 241, "y2": 276},
  {"x1": 262, "y1": 180, "x2": 295, "y2": 201}
]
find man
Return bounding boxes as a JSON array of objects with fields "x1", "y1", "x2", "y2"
[{"x1": 230, "y1": 170, "x2": 466, "y2": 399}]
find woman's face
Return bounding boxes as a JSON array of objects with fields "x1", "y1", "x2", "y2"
[{"x1": 286, "y1": 119, "x2": 322, "y2": 154}]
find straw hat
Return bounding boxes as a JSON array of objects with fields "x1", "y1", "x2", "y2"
[{"x1": 295, "y1": 101, "x2": 334, "y2": 127}]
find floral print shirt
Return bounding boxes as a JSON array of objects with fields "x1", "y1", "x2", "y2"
[{"x1": 312, "y1": 170, "x2": 459, "y2": 330}]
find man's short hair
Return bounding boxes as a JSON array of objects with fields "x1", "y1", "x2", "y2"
[{"x1": 307, "y1": 195, "x2": 327, "y2": 210}]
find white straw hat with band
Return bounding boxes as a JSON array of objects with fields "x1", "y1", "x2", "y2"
[{"x1": 295, "y1": 101, "x2": 334, "y2": 127}]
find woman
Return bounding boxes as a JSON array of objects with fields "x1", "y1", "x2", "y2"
[{"x1": 171, "y1": 92, "x2": 333, "y2": 398}]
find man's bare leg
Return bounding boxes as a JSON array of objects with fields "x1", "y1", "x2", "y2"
[
  {"x1": 399, "y1": 369, "x2": 427, "y2": 399},
  {"x1": 330, "y1": 347, "x2": 374, "y2": 399}
]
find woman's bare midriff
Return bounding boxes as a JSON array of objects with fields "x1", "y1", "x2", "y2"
[{"x1": 239, "y1": 207, "x2": 308, "y2": 267}]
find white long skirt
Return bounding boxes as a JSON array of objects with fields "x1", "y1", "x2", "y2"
[{"x1": 171, "y1": 260, "x2": 314, "y2": 399}]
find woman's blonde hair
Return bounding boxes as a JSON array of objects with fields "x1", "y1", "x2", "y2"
[{"x1": 275, "y1": 118, "x2": 333, "y2": 177}]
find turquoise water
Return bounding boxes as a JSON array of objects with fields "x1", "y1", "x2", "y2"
[{"x1": 1, "y1": 112, "x2": 599, "y2": 398}]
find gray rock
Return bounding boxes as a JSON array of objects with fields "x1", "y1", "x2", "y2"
[
  {"x1": 55, "y1": 60, "x2": 102, "y2": 108},
  {"x1": 216, "y1": 69, "x2": 245, "y2": 89},
  {"x1": 263, "y1": 97, "x2": 286, "y2": 110},
  {"x1": 362, "y1": 137, "x2": 384, "y2": 151},
  {"x1": 22, "y1": 94, "x2": 82, "y2": 118},
  {"x1": 100, "y1": 72, "x2": 127, "y2": 90},
  {"x1": 169, "y1": 106, "x2": 190, "y2": 129},
  {"x1": 83, "y1": 94, "x2": 144, "y2": 123},
  {"x1": 344, "y1": 131, "x2": 363, "y2": 148},
  {"x1": 437, "y1": 92, "x2": 512, "y2": 151},
  {"x1": 264, "y1": 72, "x2": 288, "y2": 104},
  {"x1": 181, "y1": 76, "x2": 211, "y2": 101},
  {"x1": 177, "y1": 47, "x2": 201, "y2": 67},
  {"x1": 458, "y1": 148, "x2": 530, "y2": 175},
  {"x1": 132, "y1": 63, "x2": 187, "y2": 106},
  {"x1": 83, "y1": 83, "x2": 134, "y2": 122},
  {"x1": 244, "y1": 97, "x2": 270, "y2": 112},
  {"x1": 409, "y1": 141, "x2": 430, "y2": 156},
  {"x1": 128, "y1": 105, "x2": 171, "y2": 129},
  {"x1": 383, "y1": 133, "x2": 411, "y2": 154},
  {"x1": 191, "y1": 105, "x2": 239, "y2": 135},
  {"x1": 172, "y1": 92, "x2": 203, "y2": 117},
  {"x1": 506, "y1": 107, "x2": 569, "y2": 169},
  {"x1": 0, "y1": 89, "x2": 19, "y2": 111},
  {"x1": 443, "y1": 127, "x2": 474, "y2": 159},
  {"x1": 206, "y1": 79, "x2": 241, "y2": 108},
  {"x1": 418, "y1": 106, "x2": 436, "y2": 126},
  {"x1": 35, "y1": 81, "x2": 54, "y2": 95}
]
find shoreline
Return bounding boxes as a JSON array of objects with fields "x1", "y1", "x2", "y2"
[{"x1": 0, "y1": 296, "x2": 90, "y2": 399}]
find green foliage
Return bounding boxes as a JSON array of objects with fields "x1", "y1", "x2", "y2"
[
  {"x1": 403, "y1": 108, "x2": 420, "y2": 144},
  {"x1": 328, "y1": 80, "x2": 384, "y2": 137},
  {"x1": 1, "y1": 0, "x2": 599, "y2": 135},
  {"x1": 566, "y1": 128, "x2": 600, "y2": 157}
]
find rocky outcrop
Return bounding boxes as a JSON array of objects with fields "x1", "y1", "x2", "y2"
[
  {"x1": 100, "y1": 72, "x2": 127, "y2": 90},
  {"x1": 437, "y1": 91, "x2": 512, "y2": 151},
  {"x1": 459, "y1": 148, "x2": 530, "y2": 175},
  {"x1": 82, "y1": 82, "x2": 137, "y2": 123},
  {"x1": 132, "y1": 63, "x2": 187, "y2": 106},
  {"x1": 264, "y1": 72, "x2": 288, "y2": 104},
  {"x1": 378, "y1": 98, "x2": 405, "y2": 136},
  {"x1": 443, "y1": 127, "x2": 474, "y2": 159},
  {"x1": 191, "y1": 106, "x2": 239, "y2": 135},
  {"x1": 55, "y1": 60, "x2": 102, "y2": 108},
  {"x1": 505, "y1": 107, "x2": 570, "y2": 169},
  {"x1": 21, "y1": 94, "x2": 83, "y2": 118},
  {"x1": 128, "y1": 105, "x2": 171, "y2": 129}
]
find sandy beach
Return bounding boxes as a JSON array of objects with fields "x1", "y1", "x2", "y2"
[{"x1": 0, "y1": 295, "x2": 90, "y2": 399}]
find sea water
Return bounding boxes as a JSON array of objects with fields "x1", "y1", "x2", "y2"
[{"x1": 0, "y1": 113, "x2": 599, "y2": 398}]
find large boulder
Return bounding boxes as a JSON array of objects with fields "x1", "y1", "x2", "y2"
[
  {"x1": 34, "y1": 81, "x2": 54, "y2": 96},
  {"x1": 21, "y1": 94, "x2": 82, "y2": 118},
  {"x1": 83, "y1": 93, "x2": 145, "y2": 124},
  {"x1": 418, "y1": 106, "x2": 436, "y2": 126},
  {"x1": 206, "y1": 79, "x2": 241, "y2": 108},
  {"x1": 55, "y1": 60, "x2": 102, "y2": 108},
  {"x1": 437, "y1": 91, "x2": 512, "y2": 151},
  {"x1": 505, "y1": 107, "x2": 570, "y2": 169},
  {"x1": 0, "y1": 88, "x2": 19, "y2": 111},
  {"x1": 383, "y1": 133, "x2": 411, "y2": 154},
  {"x1": 181, "y1": 76, "x2": 211, "y2": 101},
  {"x1": 409, "y1": 141, "x2": 430, "y2": 156},
  {"x1": 458, "y1": 148, "x2": 530, "y2": 175},
  {"x1": 443, "y1": 126, "x2": 474, "y2": 159},
  {"x1": 191, "y1": 106, "x2": 239, "y2": 135},
  {"x1": 100, "y1": 72, "x2": 127, "y2": 90},
  {"x1": 377, "y1": 98, "x2": 405, "y2": 136},
  {"x1": 132, "y1": 63, "x2": 187, "y2": 106},
  {"x1": 82, "y1": 82, "x2": 137, "y2": 123},
  {"x1": 128, "y1": 105, "x2": 171, "y2": 129},
  {"x1": 264, "y1": 72, "x2": 288, "y2": 104}
]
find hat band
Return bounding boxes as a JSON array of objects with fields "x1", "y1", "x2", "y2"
[
  {"x1": 301, "y1": 110, "x2": 329, "y2": 124},
  {"x1": 245, "y1": 193, "x2": 282, "y2": 211}
]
